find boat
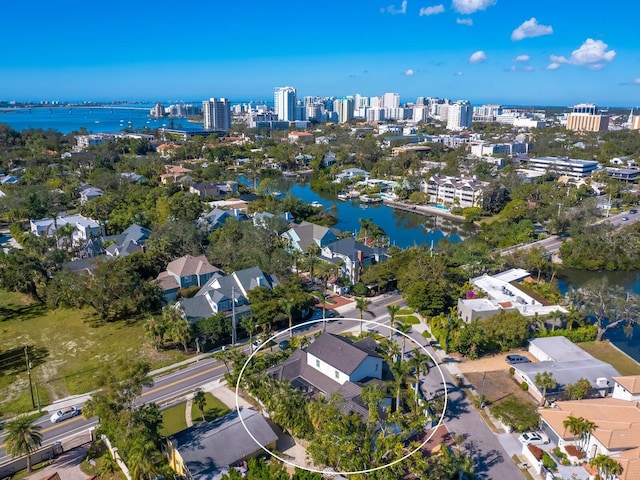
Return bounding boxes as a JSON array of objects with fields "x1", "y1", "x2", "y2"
[
  {"x1": 360, "y1": 194, "x2": 383, "y2": 204},
  {"x1": 337, "y1": 191, "x2": 349, "y2": 201},
  {"x1": 310, "y1": 201, "x2": 324, "y2": 208}
]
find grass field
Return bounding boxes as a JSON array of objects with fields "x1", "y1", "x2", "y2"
[
  {"x1": 0, "y1": 290, "x2": 190, "y2": 415},
  {"x1": 579, "y1": 341, "x2": 640, "y2": 376},
  {"x1": 190, "y1": 392, "x2": 230, "y2": 423},
  {"x1": 160, "y1": 402, "x2": 187, "y2": 437}
]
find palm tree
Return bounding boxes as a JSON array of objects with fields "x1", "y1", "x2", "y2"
[
  {"x1": 534, "y1": 371, "x2": 557, "y2": 406},
  {"x1": 580, "y1": 418, "x2": 597, "y2": 452},
  {"x1": 390, "y1": 359, "x2": 410, "y2": 413},
  {"x1": 4, "y1": 415, "x2": 43, "y2": 472},
  {"x1": 562, "y1": 415, "x2": 584, "y2": 440},
  {"x1": 99, "y1": 453, "x2": 119, "y2": 479},
  {"x1": 240, "y1": 316, "x2": 257, "y2": 347},
  {"x1": 395, "y1": 321, "x2": 413, "y2": 361},
  {"x1": 590, "y1": 454, "x2": 622, "y2": 480},
  {"x1": 306, "y1": 244, "x2": 321, "y2": 284},
  {"x1": 355, "y1": 296, "x2": 373, "y2": 336},
  {"x1": 169, "y1": 317, "x2": 193, "y2": 352},
  {"x1": 410, "y1": 350, "x2": 431, "y2": 394},
  {"x1": 387, "y1": 304, "x2": 401, "y2": 340},
  {"x1": 193, "y1": 388, "x2": 207, "y2": 422},
  {"x1": 279, "y1": 296, "x2": 297, "y2": 338},
  {"x1": 126, "y1": 438, "x2": 162, "y2": 480}
]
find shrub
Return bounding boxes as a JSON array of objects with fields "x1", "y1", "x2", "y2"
[
  {"x1": 542, "y1": 452, "x2": 557, "y2": 471},
  {"x1": 491, "y1": 398, "x2": 540, "y2": 432},
  {"x1": 552, "y1": 447, "x2": 566, "y2": 459},
  {"x1": 509, "y1": 366, "x2": 515, "y2": 376},
  {"x1": 535, "y1": 325, "x2": 597, "y2": 343},
  {"x1": 528, "y1": 444, "x2": 543, "y2": 460},
  {"x1": 561, "y1": 458, "x2": 571, "y2": 466},
  {"x1": 565, "y1": 445, "x2": 584, "y2": 459},
  {"x1": 520, "y1": 382, "x2": 529, "y2": 391}
]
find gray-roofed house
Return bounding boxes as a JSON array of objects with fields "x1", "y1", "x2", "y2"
[
  {"x1": 103, "y1": 223, "x2": 151, "y2": 258},
  {"x1": 79, "y1": 186, "x2": 103, "y2": 204},
  {"x1": 320, "y1": 237, "x2": 389, "y2": 284},
  {"x1": 268, "y1": 333, "x2": 388, "y2": 418},
  {"x1": 253, "y1": 211, "x2": 295, "y2": 229},
  {"x1": 175, "y1": 266, "x2": 279, "y2": 321},
  {"x1": 281, "y1": 221, "x2": 339, "y2": 253},
  {"x1": 166, "y1": 408, "x2": 278, "y2": 480},
  {"x1": 513, "y1": 336, "x2": 620, "y2": 404},
  {"x1": 157, "y1": 255, "x2": 221, "y2": 302}
]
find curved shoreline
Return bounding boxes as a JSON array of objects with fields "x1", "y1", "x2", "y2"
[{"x1": 382, "y1": 199, "x2": 467, "y2": 222}]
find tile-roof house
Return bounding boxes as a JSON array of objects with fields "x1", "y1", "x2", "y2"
[
  {"x1": 539, "y1": 398, "x2": 640, "y2": 480},
  {"x1": 104, "y1": 223, "x2": 151, "y2": 258},
  {"x1": 281, "y1": 221, "x2": 339, "y2": 253},
  {"x1": 176, "y1": 266, "x2": 279, "y2": 322},
  {"x1": 156, "y1": 255, "x2": 220, "y2": 301},
  {"x1": 612, "y1": 375, "x2": 640, "y2": 402},
  {"x1": 320, "y1": 237, "x2": 389, "y2": 284},
  {"x1": 268, "y1": 333, "x2": 387, "y2": 419},
  {"x1": 167, "y1": 408, "x2": 278, "y2": 480}
]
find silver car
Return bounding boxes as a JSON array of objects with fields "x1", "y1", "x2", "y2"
[{"x1": 50, "y1": 406, "x2": 80, "y2": 423}]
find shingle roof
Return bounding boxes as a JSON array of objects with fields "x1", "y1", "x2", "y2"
[
  {"x1": 173, "y1": 408, "x2": 278, "y2": 478},
  {"x1": 306, "y1": 333, "x2": 377, "y2": 375},
  {"x1": 167, "y1": 255, "x2": 219, "y2": 278}
]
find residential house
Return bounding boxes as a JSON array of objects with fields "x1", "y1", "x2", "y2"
[
  {"x1": 175, "y1": 266, "x2": 279, "y2": 321},
  {"x1": 189, "y1": 181, "x2": 237, "y2": 199},
  {"x1": 159, "y1": 165, "x2": 193, "y2": 185},
  {"x1": 288, "y1": 131, "x2": 315, "y2": 143},
  {"x1": 281, "y1": 221, "x2": 339, "y2": 253},
  {"x1": 120, "y1": 172, "x2": 147, "y2": 183},
  {"x1": 252, "y1": 211, "x2": 294, "y2": 229},
  {"x1": 79, "y1": 186, "x2": 103, "y2": 204},
  {"x1": 335, "y1": 168, "x2": 370, "y2": 182},
  {"x1": 612, "y1": 375, "x2": 640, "y2": 402},
  {"x1": 322, "y1": 151, "x2": 337, "y2": 167},
  {"x1": 513, "y1": 337, "x2": 620, "y2": 404},
  {"x1": 30, "y1": 214, "x2": 104, "y2": 245},
  {"x1": 539, "y1": 398, "x2": 640, "y2": 480},
  {"x1": 269, "y1": 333, "x2": 387, "y2": 418},
  {"x1": 167, "y1": 408, "x2": 278, "y2": 480},
  {"x1": 460, "y1": 268, "x2": 567, "y2": 322},
  {"x1": 156, "y1": 255, "x2": 221, "y2": 302},
  {"x1": 0, "y1": 175, "x2": 19, "y2": 184},
  {"x1": 320, "y1": 237, "x2": 388, "y2": 284},
  {"x1": 103, "y1": 223, "x2": 151, "y2": 258}
]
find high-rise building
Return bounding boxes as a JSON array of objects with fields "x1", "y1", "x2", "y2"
[
  {"x1": 566, "y1": 103, "x2": 609, "y2": 132},
  {"x1": 333, "y1": 98, "x2": 354, "y2": 123},
  {"x1": 202, "y1": 98, "x2": 231, "y2": 131},
  {"x1": 381, "y1": 92, "x2": 400, "y2": 109},
  {"x1": 447, "y1": 100, "x2": 473, "y2": 131},
  {"x1": 274, "y1": 86, "x2": 297, "y2": 121}
]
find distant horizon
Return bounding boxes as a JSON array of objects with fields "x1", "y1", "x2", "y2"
[{"x1": 3, "y1": 99, "x2": 638, "y2": 113}]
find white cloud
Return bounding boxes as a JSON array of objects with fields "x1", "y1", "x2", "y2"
[
  {"x1": 511, "y1": 18, "x2": 553, "y2": 41},
  {"x1": 455, "y1": 71, "x2": 464, "y2": 76},
  {"x1": 469, "y1": 50, "x2": 487, "y2": 63},
  {"x1": 382, "y1": 0, "x2": 408, "y2": 14},
  {"x1": 456, "y1": 18, "x2": 473, "y2": 26},
  {"x1": 525, "y1": 66, "x2": 534, "y2": 71},
  {"x1": 405, "y1": 69, "x2": 415, "y2": 76},
  {"x1": 452, "y1": 0, "x2": 495, "y2": 14},
  {"x1": 634, "y1": 78, "x2": 640, "y2": 85},
  {"x1": 546, "y1": 62, "x2": 561, "y2": 70},
  {"x1": 420, "y1": 4, "x2": 445, "y2": 15},
  {"x1": 548, "y1": 39, "x2": 616, "y2": 69},
  {"x1": 514, "y1": 55, "x2": 530, "y2": 62}
]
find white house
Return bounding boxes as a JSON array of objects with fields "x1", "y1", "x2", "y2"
[
  {"x1": 30, "y1": 214, "x2": 103, "y2": 244},
  {"x1": 612, "y1": 375, "x2": 640, "y2": 402}
]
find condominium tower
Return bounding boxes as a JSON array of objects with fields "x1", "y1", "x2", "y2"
[
  {"x1": 447, "y1": 100, "x2": 473, "y2": 131},
  {"x1": 274, "y1": 86, "x2": 297, "y2": 121},
  {"x1": 202, "y1": 98, "x2": 231, "y2": 131}
]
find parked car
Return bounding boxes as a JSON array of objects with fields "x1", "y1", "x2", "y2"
[
  {"x1": 622, "y1": 216, "x2": 629, "y2": 221},
  {"x1": 278, "y1": 340, "x2": 290, "y2": 350},
  {"x1": 630, "y1": 209, "x2": 638, "y2": 214},
  {"x1": 50, "y1": 406, "x2": 80, "y2": 423},
  {"x1": 506, "y1": 354, "x2": 531, "y2": 365},
  {"x1": 251, "y1": 341, "x2": 261, "y2": 352},
  {"x1": 518, "y1": 431, "x2": 550, "y2": 445}
]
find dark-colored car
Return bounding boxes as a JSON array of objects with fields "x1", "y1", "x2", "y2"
[
  {"x1": 506, "y1": 354, "x2": 531, "y2": 365},
  {"x1": 278, "y1": 340, "x2": 290, "y2": 350}
]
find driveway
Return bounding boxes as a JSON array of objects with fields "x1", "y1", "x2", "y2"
[
  {"x1": 408, "y1": 331, "x2": 524, "y2": 480},
  {"x1": 24, "y1": 445, "x2": 89, "y2": 480}
]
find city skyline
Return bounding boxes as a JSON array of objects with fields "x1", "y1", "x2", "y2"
[{"x1": 3, "y1": 1, "x2": 640, "y2": 106}]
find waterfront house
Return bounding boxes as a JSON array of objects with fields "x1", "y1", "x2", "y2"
[{"x1": 282, "y1": 221, "x2": 339, "y2": 253}]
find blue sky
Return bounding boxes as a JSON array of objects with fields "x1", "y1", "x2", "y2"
[{"x1": 3, "y1": 0, "x2": 640, "y2": 106}]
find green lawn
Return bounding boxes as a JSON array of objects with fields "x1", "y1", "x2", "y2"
[
  {"x1": 397, "y1": 309, "x2": 414, "y2": 316},
  {"x1": 190, "y1": 392, "x2": 230, "y2": 423},
  {"x1": 160, "y1": 402, "x2": 188, "y2": 437},
  {"x1": 579, "y1": 341, "x2": 640, "y2": 376},
  {"x1": 397, "y1": 315, "x2": 420, "y2": 325},
  {"x1": 0, "y1": 290, "x2": 190, "y2": 415}
]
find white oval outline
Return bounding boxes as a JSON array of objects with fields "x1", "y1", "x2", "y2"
[{"x1": 234, "y1": 316, "x2": 449, "y2": 476}]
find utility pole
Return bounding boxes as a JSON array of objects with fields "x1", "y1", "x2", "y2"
[
  {"x1": 24, "y1": 346, "x2": 35, "y2": 409},
  {"x1": 231, "y1": 286, "x2": 237, "y2": 346}
]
